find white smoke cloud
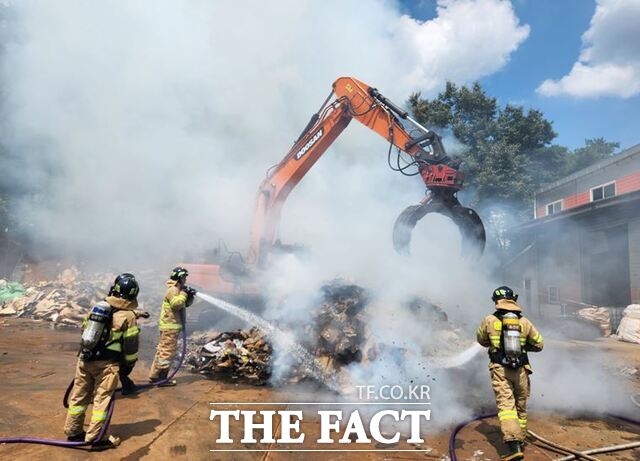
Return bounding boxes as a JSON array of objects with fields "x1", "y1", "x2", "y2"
[
  {"x1": 3, "y1": 0, "x2": 634, "y2": 427},
  {"x1": 537, "y1": 0, "x2": 640, "y2": 98},
  {"x1": 1, "y1": 0, "x2": 528, "y2": 263}
]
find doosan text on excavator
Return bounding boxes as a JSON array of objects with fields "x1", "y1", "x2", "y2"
[{"x1": 183, "y1": 76, "x2": 486, "y2": 294}]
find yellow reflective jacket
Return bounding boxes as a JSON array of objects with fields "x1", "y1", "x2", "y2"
[
  {"x1": 476, "y1": 299, "x2": 544, "y2": 372},
  {"x1": 159, "y1": 280, "x2": 188, "y2": 331},
  {"x1": 82, "y1": 296, "x2": 140, "y2": 364}
]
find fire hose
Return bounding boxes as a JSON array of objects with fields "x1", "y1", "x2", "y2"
[
  {"x1": 449, "y1": 412, "x2": 640, "y2": 461},
  {"x1": 0, "y1": 311, "x2": 187, "y2": 449},
  {"x1": 527, "y1": 430, "x2": 600, "y2": 461}
]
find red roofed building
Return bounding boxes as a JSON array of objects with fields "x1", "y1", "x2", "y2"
[{"x1": 508, "y1": 144, "x2": 640, "y2": 315}]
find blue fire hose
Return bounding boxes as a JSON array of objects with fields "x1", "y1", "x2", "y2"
[
  {"x1": 449, "y1": 412, "x2": 640, "y2": 461},
  {"x1": 0, "y1": 311, "x2": 187, "y2": 449}
]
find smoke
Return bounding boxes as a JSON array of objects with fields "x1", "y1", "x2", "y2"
[
  {"x1": 2, "y1": 0, "x2": 632, "y2": 429},
  {"x1": 500, "y1": 213, "x2": 636, "y2": 416},
  {"x1": 530, "y1": 342, "x2": 630, "y2": 415},
  {"x1": 1, "y1": 0, "x2": 528, "y2": 263}
]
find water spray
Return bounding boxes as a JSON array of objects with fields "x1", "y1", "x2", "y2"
[
  {"x1": 196, "y1": 292, "x2": 342, "y2": 392},
  {"x1": 431, "y1": 343, "x2": 483, "y2": 369}
]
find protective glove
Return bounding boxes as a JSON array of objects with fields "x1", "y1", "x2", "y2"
[{"x1": 184, "y1": 285, "x2": 197, "y2": 307}]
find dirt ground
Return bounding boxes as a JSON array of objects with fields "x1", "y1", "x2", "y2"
[{"x1": 0, "y1": 318, "x2": 639, "y2": 461}]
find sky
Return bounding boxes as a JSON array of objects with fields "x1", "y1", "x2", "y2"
[
  {"x1": 401, "y1": 0, "x2": 640, "y2": 150},
  {"x1": 0, "y1": 0, "x2": 634, "y2": 427},
  {"x1": 2, "y1": 0, "x2": 639, "y2": 261}
]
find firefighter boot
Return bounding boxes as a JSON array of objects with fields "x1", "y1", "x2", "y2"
[
  {"x1": 120, "y1": 375, "x2": 138, "y2": 396},
  {"x1": 149, "y1": 368, "x2": 176, "y2": 387},
  {"x1": 90, "y1": 435, "x2": 121, "y2": 451},
  {"x1": 501, "y1": 441, "x2": 524, "y2": 460},
  {"x1": 149, "y1": 368, "x2": 167, "y2": 384},
  {"x1": 66, "y1": 431, "x2": 86, "y2": 442}
]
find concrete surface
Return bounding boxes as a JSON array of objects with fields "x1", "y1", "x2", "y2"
[{"x1": 0, "y1": 319, "x2": 639, "y2": 460}]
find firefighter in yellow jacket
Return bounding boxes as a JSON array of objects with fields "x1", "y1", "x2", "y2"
[
  {"x1": 64, "y1": 273, "x2": 140, "y2": 449},
  {"x1": 476, "y1": 286, "x2": 544, "y2": 461},
  {"x1": 148, "y1": 267, "x2": 195, "y2": 384}
]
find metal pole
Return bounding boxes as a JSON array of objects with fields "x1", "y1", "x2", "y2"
[{"x1": 405, "y1": 115, "x2": 431, "y2": 135}]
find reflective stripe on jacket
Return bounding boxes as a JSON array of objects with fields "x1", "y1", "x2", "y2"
[
  {"x1": 105, "y1": 296, "x2": 140, "y2": 364},
  {"x1": 159, "y1": 280, "x2": 188, "y2": 331}
]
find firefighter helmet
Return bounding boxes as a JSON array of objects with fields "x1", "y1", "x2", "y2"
[
  {"x1": 109, "y1": 273, "x2": 140, "y2": 300},
  {"x1": 170, "y1": 266, "x2": 189, "y2": 282},
  {"x1": 492, "y1": 285, "x2": 518, "y2": 303}
]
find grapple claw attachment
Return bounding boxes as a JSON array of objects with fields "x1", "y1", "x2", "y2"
[{"x1": 393, "y1": 193, "x2": 486, "y2": 259}]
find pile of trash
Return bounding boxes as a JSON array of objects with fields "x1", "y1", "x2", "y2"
[
  {"x1": 577, "y1": 307, "x2": 612, "y2": 337},
  {"x1": 186, "y1": 328, "x2": 272, "y2": 384},
  {"x1": 0, "y1": 280, "x2": 24, "y2": 304},
  {"x1": 0, "y1": 268, "x2": 113, "y2": 326},
  {"x1": 302, "y1": 281, "x2": 369, "y2": 368},
  {"x1": 185, "y1": 280, "x2": 466, "y2": 388},
  {"x1": 408, "y1": 296, "x2": 477, "y2": 359},
  {"x1": 0, "y1": 266, "x2": 164, "y2": 327},
  {"x1": 185, "y1": 280, "x2": 371, "y2": 386}
]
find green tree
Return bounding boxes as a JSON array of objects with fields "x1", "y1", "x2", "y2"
[
  {"x1": 565, "y1": 137, "x2": 620, "y2": 174},
  {"x1": 408, "y1": 82, "x2": 498, "y2": 149},
  {"x1": 528, "y1": 144, "x2": 570, "y2": 187},
  {"x1": 496, "y1": 105, "x2": 556, "y2": 151},
  {"x1": 471, "y1": 140, "x2": 533, "y2": 205},
  {"x1": 409, "y1": 82, "x2": 558, "y2": 214}
]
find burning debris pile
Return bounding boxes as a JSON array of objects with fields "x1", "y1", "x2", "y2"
[
  {"x1": 402, "y1": 296, "x2": 471, "y2": 358},
  {"x1": 186, "y1": 280, "x2": 371, "y2": 385},
  {"x1": 186, "y1": 328, "x2": 272, "y2": 384},
  {"x1": 184, "y1": 280, "x2": 465, "y2": 388},
  {"x1": 0, "y1": 267, "x2": 112, "y2": 326},
  {"x1": 300, "y1": 281, "x2": 369, "y2": 370}
]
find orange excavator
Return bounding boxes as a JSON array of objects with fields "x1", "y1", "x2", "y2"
[{"x1": 184, "y1": 77, "x2": 485, "y2": 293}]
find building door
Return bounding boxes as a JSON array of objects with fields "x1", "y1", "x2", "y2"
[{"x1": 585, "y1": 225, "x2": 631, "y2": 307}]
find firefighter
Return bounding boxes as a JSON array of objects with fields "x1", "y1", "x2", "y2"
[
  {"x1": 148, "y1": 266, "x2": 195, "y2": 385},
  {"x1": 476, "y1": 286, "x2": 544, "y2": 461},
  {"x1": 119, "y1": 309, "x2": 150, "y2": 395},
  {"x1": 64, "y1": 273, "x2": 140, "y2": 449}
]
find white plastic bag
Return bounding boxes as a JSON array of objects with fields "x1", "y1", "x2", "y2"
[
  {"x1": 617, "y1": 304, "x2": 640, "y2": 344},
  {"x1": 623, "y1": 304, "x2": 640, "y2": 319}
]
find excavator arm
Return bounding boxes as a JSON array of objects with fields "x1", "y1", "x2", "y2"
[{"x1": 249, "y1": 76, "x2": 485, "y2": 268}]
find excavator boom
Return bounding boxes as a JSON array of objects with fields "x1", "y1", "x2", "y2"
[
  {"x1": 184, "y1": 76, "x2": 485, "y2": 291},
  {"x1": 249, "y1": 76, "x2": 484, "y2": 267}
]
